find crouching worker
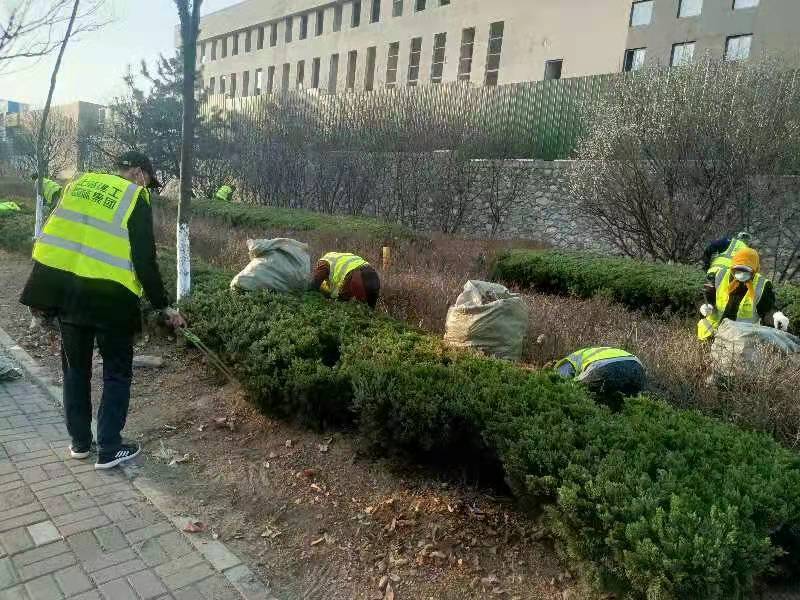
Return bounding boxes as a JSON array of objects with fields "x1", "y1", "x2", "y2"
[
  {"x1": 312, "y1": 252, "x2": 381, "y2": 309},
  {"x1": 554, "y1": 347, "x2": 646, "y2": 405},
  {"x1": 214, "y1": 184, "x2": 235, "y2": 202},
  {"x1": 697, "y1": 247, "x2": 789, "y2": 341}
]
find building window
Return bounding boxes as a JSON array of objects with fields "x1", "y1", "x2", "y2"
[
  {"x1": 671, "y1": 41, "x2": 695, "y2": 66},
  {"x1": 352, "y1": 1, "x2": 362, "y2": 27},
  {"x1": 219, "y1": 75, "x2": 227, "y2": 95},
  {"x1": 316, "y1": 9, "x2": 325, "y2": 36},
  {"x1": 285, "y1": 17, "x2": 293, "y2": 43},
  {"x1": 312, "y1": 57, "x2": 321, "y2": 89},
  {"x1": 371, "y1": 0, "x2": 381, "y2": 22},
  {"x1": 297, "y1": 60, "x2": 306, "y2": 88},
  {"x1": 430, "y1": 32, "x2": 447, "y2": 83},
  {"x1": 245, "y1": 30, "x2": 252, "y2": 52},
  {"x1": 329, "y1": 53, "x2": 340, "y2": 93},
  {"x1": 334, "y1": 5, "x2": 343, "y2": 31},
  {"x1": 393, "y1": 0, "x2": 403, "y2": 17},
  {"x1": 209, "y1": 77, "x2": 216, "y2": 94},
  {"x1": 300, "y1": 14, "x2": 309, "y2": 39},
  {"x1": 725, "y1": 34, "x2": 752, "y2": 60},
  {"x1": 484, "y1": 21, "x2": 504, "y2": 87},
  {"x1": 630, "y1": 1, "x2": 653, "y2": 26},
  {"x1": 678, "y1": 0, "x2": 702, "y2": 18},
  {"x1": 242, "y1": 70, "x2": 250, "y2": 96},
  {"x1": 211, "y1": 39, "x2": 217, "y2": 60},
  {"x1": 458, "y1": 27, "x2": 475, "y2": 82},
  {"x1": 232, "y1": 33, "x2": 239, "y2": 55},
  {"x1": 733, "y1": 0, "x2": 758, "y2": 8},
  {"x1": 544, "y1": 59, "x2": 563, "y2": 80},
  {"x1": 346, "y1": 50, "x2": 358, "y2": 90},
  {"x1": 221, "y1": 36, "x2": 228, "y2": 58},
  {"x1": 407, "y1": 37, "x2": 422, "y2": 86},
  {"x1": 365, "y1": 46, "x2": 377, "y2": 91},
  {"x1": 386, "y1": 42, "x2": 400, "y2": 88},
  {"x1": 255, "y1": 68, "x2": 263, "y2": 94},
  {"x1": 270, "y1": 23, "x2": 278, "y2": 47},
  {"x1": 623, "y1": 47, "x2": 646, "y2": 71},
  {"x1": 200, "y1": 42, "x2": 206, "y2": 63},
  {"x1": 230, "y1": 72, "x2": 237, "y2": 96},
  {"x1": 257, "y1": 27, "x2": 265, "y2": 50},
  {"x1": 415, "y1": 0, "x2": 426, "y2": 11},
  {"x1": 266, "y1": 66, "x2": 275, "y2": 93},
  {"x1": 440, "y1": 0, "x2": 450, "y2": 4},
  {"x1": 282, "y1": 63, "x2": 291, "y2": 91}
]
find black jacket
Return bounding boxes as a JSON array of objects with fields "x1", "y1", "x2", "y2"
[
  {"x1": 704, "y1": 275, "x2": 777, "y2": 327},
  {"x1": 19, "y1": 192, "x2": 169, "y2": 333}
]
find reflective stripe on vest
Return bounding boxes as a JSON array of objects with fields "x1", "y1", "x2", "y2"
[
  {"x1": 321, "y1": 252, "x2": 369, "y2": 298},
  {"x1": 708, "y1": 238, "x2": 749, "y2": 275},
  {"x1": 555, "y1": 347, "x2": 636, "y2": 376},
  {"x1": 32, "y1": 173, "x2": 146, "y2": 297},
  {"x1": 697, "y1": 268, "x2": 766, "y2": 340}
]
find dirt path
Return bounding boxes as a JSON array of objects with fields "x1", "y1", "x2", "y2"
[{"x1": 0, "y1": 249, "x2": 573, "y2": 600}]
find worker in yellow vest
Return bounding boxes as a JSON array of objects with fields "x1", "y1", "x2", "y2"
[
  {"x1": 554, "y1": 347, "x2": 646, "y2": 403},
  {"x1": 697, "y1": 247, "x2": 789, "y2": 340},
  {"x1": 214, "y1": 184, "x2": 235, "y2": 202},
  {"x1": 30, "y1": 173, "x2": 65, "y2": 209},
  {"x1": 703, "y1": 232, "x2": 752, "y2": 279},
  {"x1": 312, "y1": 252, "x2": 381, "y2": 308},
  {"x1": 19, "y1": 152, "x2": 186, "y2": 470}
]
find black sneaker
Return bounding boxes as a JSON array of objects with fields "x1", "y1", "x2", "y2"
[
  {"x1": 95, "y1": 443, "x2": 141, "y2": 470},
  {"x1": 69, "y1": 442, "x2": 94, "y2": 459}
]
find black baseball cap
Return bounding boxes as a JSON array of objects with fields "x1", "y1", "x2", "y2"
[{"x1": 115, "y1": 151, "x2": 161, "y2": 190}]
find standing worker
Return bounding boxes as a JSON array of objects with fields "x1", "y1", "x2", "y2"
[
  {"x1": 704, "y1": 231, "x2": 752, "y2": 279},
  {"x1": 698, "y1": 247, "x2": 790, "y2": 340},
  {"x1": 554, "y1": 347, "x2": 646, "y2": 404},
  {"x1": 19, "y1": 151, "x2": 186, "y2": 470},
  {"x1": 31, "y1": 173, "x2": 64, "y2": 210},
  {"x1": 214, "y1": 184, "x2": 235, "y2": 202},
  {"x1": 311, "y1": 252, "x2": 381, "y2": 309}
]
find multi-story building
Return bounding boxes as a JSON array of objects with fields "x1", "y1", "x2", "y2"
[
  {"x1": 0, "y1": 99, "x2": 31, "y2": 144},
  {"x1": 624, "y1": 0, "x2": 800, "y2": 71},
  {"x1": 195, "y1": 0, "x2": 800, "y2": 97}
]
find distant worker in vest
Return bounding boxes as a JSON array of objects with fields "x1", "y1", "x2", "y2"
[
  {"x1": 214, "y1": 184, "x2": 235, "y2": 202},
  {"x1": 703, "y1": 231, "x2": 752, "y2": 279},
  {"x1": 19, "y1": 152, "x2": 187, "y2": 470},
  {"x1": 312, "y1": 252, "x2": 381, "y2": 309},
  {"x1": 30, "y1": 173, "x2": 64, "y2": 210},
  {"x1": 697, "y1": 247, "x2": 789, "y2": 340},
  {"x1": 554, "y1": 347, "x2": 646, "y2": 404}
]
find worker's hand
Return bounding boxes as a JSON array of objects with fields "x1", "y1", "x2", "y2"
[
  {"x1": 162, "y1": 307, "x2": 187, "y2": 330},
  {"x1": 700, "y1": 303, "x2": 715, "y2": 318},
  {"x1": 773, "y1": 311, "x2": 790, "y2": 331}
]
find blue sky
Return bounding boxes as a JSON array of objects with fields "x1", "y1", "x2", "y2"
[{"x1": 0, "y1": 0, "x2": 241, "y2": 108}]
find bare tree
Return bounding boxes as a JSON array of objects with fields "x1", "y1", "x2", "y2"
[
  {"x1": 8, "y1": 110, "x2": 77, "y2": 177},
  {"x1": 174, "y1": 0, "x2": 202, "y2": 300},
  {"x1": 482, "y1": 159, "x2": 535, "y2": 236}
]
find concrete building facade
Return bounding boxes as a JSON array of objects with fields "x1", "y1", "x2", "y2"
[{"x1": 196, "y1": 0, "x2": 633, "y2": 96}]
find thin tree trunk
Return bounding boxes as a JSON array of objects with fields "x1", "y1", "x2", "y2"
[
  {"x1": 34, "y1": 0, "x2": 80, "y2": 237},
  {"x1": 175, "y1": 0, "x2": 202, "y2": 301}
]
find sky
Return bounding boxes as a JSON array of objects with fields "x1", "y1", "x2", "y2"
[{"x1": 0, "y1": 0, "x2": 242, "y2": 108}]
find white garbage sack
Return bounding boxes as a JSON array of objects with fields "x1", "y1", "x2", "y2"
[
  {"x1": 444, "y1": 280, "x2": 529, "y2": 361},
  {"x1": 230, "y1": 238, "x2": 311, "y2": 293},
  {"x1": 710, "y1": 319, "x2": 800, "y2": 375}
]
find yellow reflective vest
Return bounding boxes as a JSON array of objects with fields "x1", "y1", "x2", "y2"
[
  {"x1": 32, "y1": 172, "x2": 149, "y2": 298},
  {"x1": 555, "y1": 347, "x2": 639, "y2": 380},
  {"x1": 707, "y1": 238, "x2": 750, "y2": 278},
  {"x1": 697, "y1": 268, "x2": 767, "y2": 340},
  {"x1": 41, "y1": 178, "x2": 62, "y2": 207},
  {"x1": 215, "y1": 185, "x2": 233, "y2": 202},
  {"x1": 320, "y1": 252, "x2": 369, "y2": 298}
]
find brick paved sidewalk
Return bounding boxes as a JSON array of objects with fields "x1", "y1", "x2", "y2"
[{"x1": 0, "y1": 376, "x2": 273, "y2": 600}]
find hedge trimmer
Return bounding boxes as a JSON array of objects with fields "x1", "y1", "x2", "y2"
[{"x1": 178, "y1": 327, "x2": 237, "y2": 383}]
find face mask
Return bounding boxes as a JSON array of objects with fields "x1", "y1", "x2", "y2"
[{"x1": 734, "y1": 271, "x2": 752, "y2": 283}]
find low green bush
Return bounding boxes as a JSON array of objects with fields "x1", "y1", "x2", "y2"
[
  {"x1": 182, "y1": 198, "x2": 413, "y2": 241},
  {"x1": 492, "y1": 249, "x2": 800, "y2": 330},
  {"x1": 180, "y1": 267, "x2": 800, "y2": 599},
  {"x1": 0, "y1": 198, "x2": 35, "y2": 254}
]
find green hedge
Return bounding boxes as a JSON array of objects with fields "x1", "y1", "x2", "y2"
[
  {"x1": 0, "y1": 198, "x2": 35, "y2": 254},
  {"x1": 180, "y1": 267, "x2": 800, "y2": 598},
  {"x1": 491, "y1": 249, "x2": 800, "y2": 328},
  {"x1": 178, "y1": 198, "x2": 413, "y2": 241}
]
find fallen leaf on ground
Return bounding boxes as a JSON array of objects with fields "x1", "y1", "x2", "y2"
[
  {"x1": 169, "y1": 453, "x2": 191, "y2": 466},
  {"x1": 384, "y1": 583, "x2": 395, "y2": 600},
  {"x1": 317, "y1": 443, "x2": 329, "y2": 453},
  {"x1": 310, "y1": 536, "x2": 326, "y2": 546},
  {"x1": 285, "y1": 439, "x2": 293, "y2": 448},
  {"x1": 183, "y1": 521, "x2": 206, "y2": 533}
]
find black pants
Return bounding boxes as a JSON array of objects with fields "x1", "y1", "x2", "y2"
[{"x1": 59, "y1": 320, "x2": 134, "y2": 454}]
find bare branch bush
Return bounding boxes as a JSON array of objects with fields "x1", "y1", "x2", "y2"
[{"x1": 8, "y1": 110, "x2": 76, "y2": 177}]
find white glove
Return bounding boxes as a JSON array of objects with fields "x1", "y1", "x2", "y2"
[
  {"x1": 773, "y1": 311, "x2": 790, "y2": 331},
  {"x1": 700, "y1": 303, "x2": 715, "y2": 318}
]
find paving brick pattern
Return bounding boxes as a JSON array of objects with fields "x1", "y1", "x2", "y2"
[{"x1": 0, "y1": 377, "x2": 274, "y2": 600}]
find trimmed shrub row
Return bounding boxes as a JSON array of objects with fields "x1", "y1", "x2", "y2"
[
  {"x1": 0, "y1": 198, "x2": 35, "y2": 254},
  {"x1": 180, "y1": 266, "x2": 800, "y2": 599},
  {"x1": 491, "y1": 249, "x2": 800, "y2": 329},
  {"x1": 178, "y1": 197, "x2": 413, "y2": 241}
]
